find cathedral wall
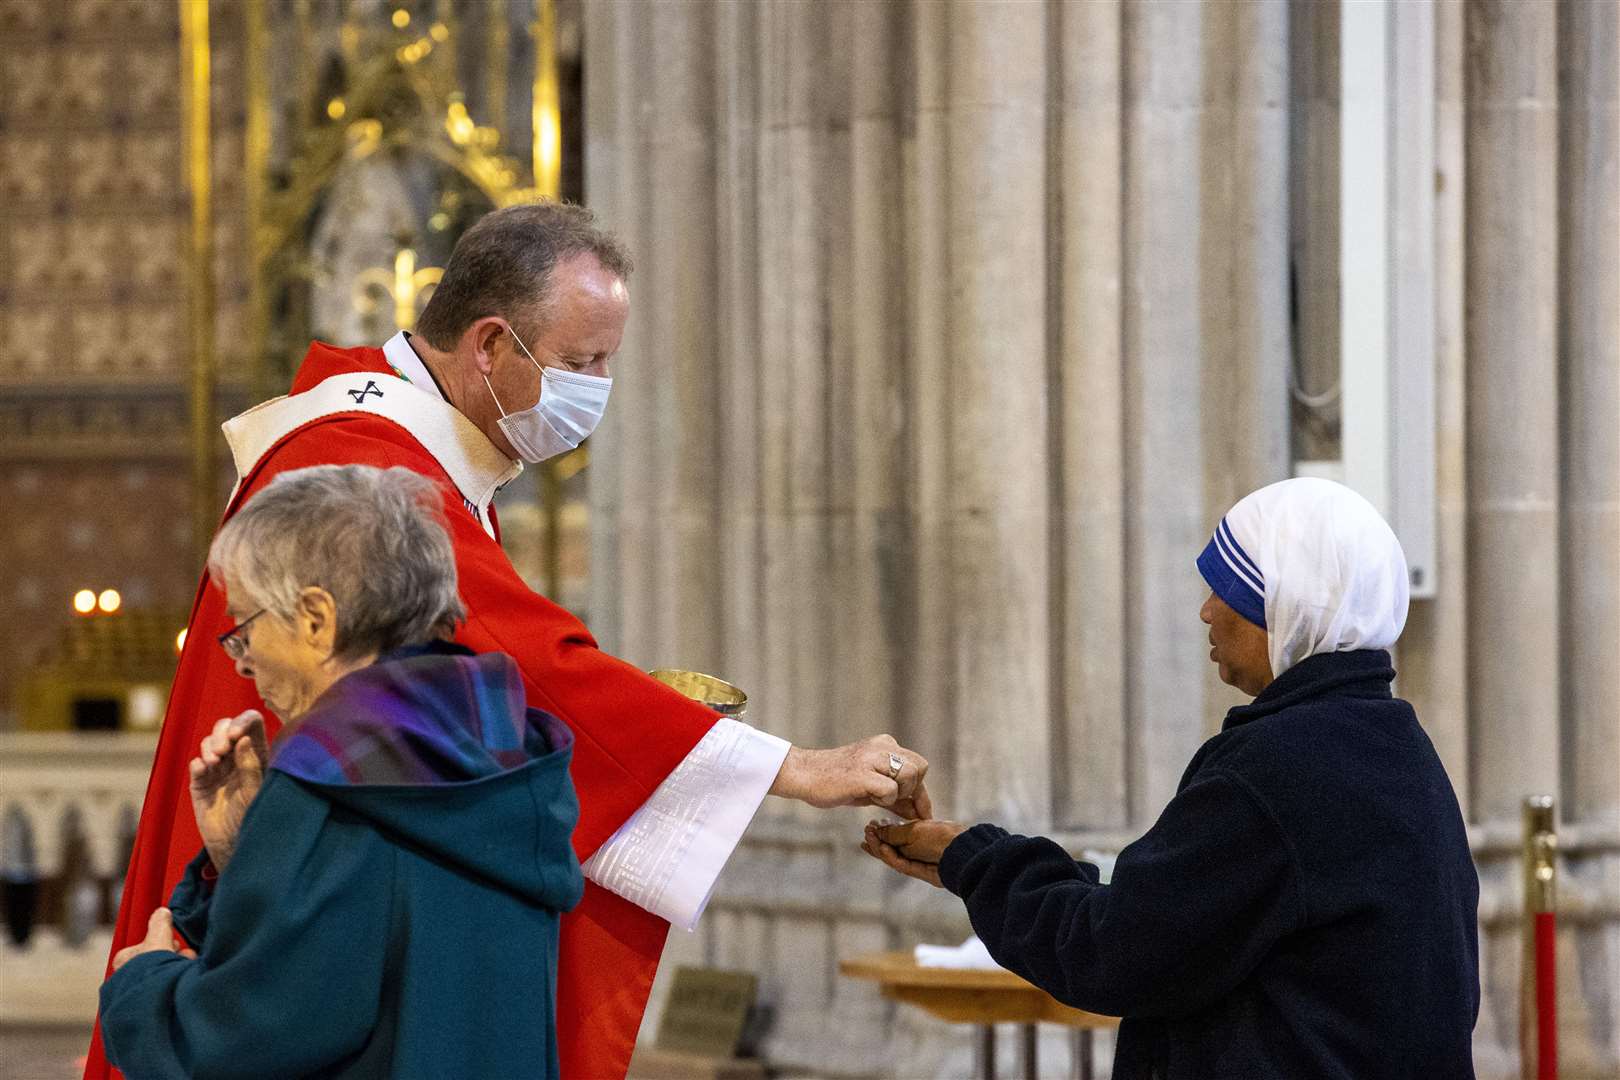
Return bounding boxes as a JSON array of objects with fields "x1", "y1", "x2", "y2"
[
  {"x1": 585, "y1": 2, "x2": 1620, "y2": 1076},
  {"x1": 0, "y1": 1, "x2": 1613, "y2": 1075}
]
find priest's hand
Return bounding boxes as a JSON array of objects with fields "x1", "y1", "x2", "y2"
[
  {"x1": 189, "y1": 710, "x2": 268, "y2": 873},
  {"x1": 860, "y1": 819, "x2": 970, "y2": 890},
  {"x1": 769, "y1": 735, "x2": 932, "y2": 819},
  {"x1": 111, "y1": 908, "x2": 197, "y2": 972}
]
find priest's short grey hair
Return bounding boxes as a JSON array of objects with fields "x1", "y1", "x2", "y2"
[
  {"x1": 413, "y1": 200, "x2": 633, "y2": 351},
  {"x1": 208, "y1": 464, "x2": 466, "y2": 659}
]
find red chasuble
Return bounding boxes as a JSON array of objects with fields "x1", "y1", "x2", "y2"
[{"x1": 86, "y1": 342, "x2": 718, "y2": 1080}]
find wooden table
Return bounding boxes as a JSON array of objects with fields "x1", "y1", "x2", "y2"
[{"x1": 839, "y1": 951, "x2": 1118, "y2": 1080}]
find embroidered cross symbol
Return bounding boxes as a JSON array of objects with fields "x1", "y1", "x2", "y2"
[{"x1": 348, "y1": 380, "x2": 384, "y2": 403}]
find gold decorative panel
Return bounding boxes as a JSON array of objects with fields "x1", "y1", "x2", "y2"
[
  {"x1": 65, "y1": 0, "x2": 173, "y2": 36},
  {"x1": 1, "y1": 50, "x2": 52, "y2": 116},
  {"x1": 124, "y1": 306, "x2": 186, "y2": 377},
  {"x1": 127, "y1": 221, "x2": 182, "y2": 292},
  {"x1": 0, "y1": 0, "x2": 47, "y2": 34},
  {"x1": 0, "y1": 0, "x2": 580, "y2": 724},
  {"x1": 60, "y1": 222, "x2": 126, "y2": 293},
  {"x1": 59, "y1": 48, "x2": 114, "y2": 116},
  {"x1": 9, "y1": 223, "x2": 63, "y2": 293},
  {"x1": 0, "y1": 311, "x2": 52, "y2": 378},
  {"x1": 0, "y1": 137, "x2": 55, "y2": 201},
  {"x1": 0, "y1": 0, "x2": 242, "y2": 723}
]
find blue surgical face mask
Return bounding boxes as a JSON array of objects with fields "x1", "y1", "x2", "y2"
[{"x1": 482, "y1": 326, "x2": 613, "y2": 463}]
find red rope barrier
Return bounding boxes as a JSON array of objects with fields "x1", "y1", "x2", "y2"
[{"x1": 1534, "y1": 911, "x2": 1557, "y2": 1080}]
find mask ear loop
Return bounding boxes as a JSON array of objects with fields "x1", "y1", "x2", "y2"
[
  {"x1": 482, "y1": 373, "x2": 510, "y2": 419},
  {"x1": 508, "y1": 324, "x2": 544, "y2": 370},
  {"x1": 492, "y1": 323, "x2": 551, "y2": 420},
  {"x1": 484, "y1": 322, "x2": 550, "y2": 420}
]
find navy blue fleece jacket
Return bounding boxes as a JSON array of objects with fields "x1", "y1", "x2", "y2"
[{"x1": 939, "y1": 649, "x2": 1479, "y2": 1080}]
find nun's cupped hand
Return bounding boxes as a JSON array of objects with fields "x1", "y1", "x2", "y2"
[
  {"x1": 861, "y1": 819, "x2": 969, "y2": 889},
  {"x1": 873, "y1": 819, "x2": 966, "y2": 863}
]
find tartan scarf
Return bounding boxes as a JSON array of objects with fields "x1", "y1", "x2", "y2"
[{"x1": 271, "y1": 641, "x2": 572, "y2": 787}]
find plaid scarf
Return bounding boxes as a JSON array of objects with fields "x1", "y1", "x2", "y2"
[{"x1": 271, "y1": 641, "x2": 572, "y2": 788}]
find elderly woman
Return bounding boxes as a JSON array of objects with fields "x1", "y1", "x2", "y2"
[
  {"x1": 867, "y1": 478, "x2": 1479, "y2": 1079},
  {"x1": 99, "y1": 465, "x2": 583, "y2": 1080}
]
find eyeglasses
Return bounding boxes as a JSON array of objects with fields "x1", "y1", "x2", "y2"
[{"x1": 217, "y1": 609, "x2": 266, "y2": 661}]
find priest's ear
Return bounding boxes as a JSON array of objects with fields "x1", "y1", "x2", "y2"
[
  {"x1": 465, "y1": 317, "x2": 511, "y2": 377},
  {"x1": 292, "y1": 586, "x2": 340, "y2": 656}
]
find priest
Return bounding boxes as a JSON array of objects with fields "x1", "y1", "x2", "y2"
[{"x1": 88, "y1": 202, "x2": 931, "y2": 1080}]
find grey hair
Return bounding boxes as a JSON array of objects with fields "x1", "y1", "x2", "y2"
[
  {"x1": 413, "y1": 200, "x2": 633, "y2": 351},
  {"x1": 208, "y1": 465, "x2": 466, "y2": 659}
]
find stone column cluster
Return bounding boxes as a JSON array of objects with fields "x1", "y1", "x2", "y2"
[{"x1": 585, "y1": 2, "x2": 1618, "y2": 1076}]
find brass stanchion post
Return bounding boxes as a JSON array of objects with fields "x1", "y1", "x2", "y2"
[{"x1": 1520, "y1": 795, "x2": 1557, "y2": 1080}]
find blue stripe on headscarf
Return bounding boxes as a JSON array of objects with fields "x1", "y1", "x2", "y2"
[
  {"x1": 1197, "y1": 520, "x2": 1267, "y2": 629},
  {"x1": 1217, "y1": 518, "x2": 1264, "y2": 590}
]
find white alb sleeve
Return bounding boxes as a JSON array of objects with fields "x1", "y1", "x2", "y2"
[{"x1": 581, "y1": 718, "x2": 791, "y2": 931}]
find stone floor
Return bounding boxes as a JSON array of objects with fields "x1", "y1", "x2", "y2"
[
  {"x1": 0, "y1": 1025, "x2": 91, "y2": 1080},
  {"x1": 1, "y1": 930, "x2": 110, "y2": 1027}
]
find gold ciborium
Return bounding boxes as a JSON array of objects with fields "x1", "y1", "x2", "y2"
[{"x1": 648, "y1": 669, "x2": 749, "y2": 718}]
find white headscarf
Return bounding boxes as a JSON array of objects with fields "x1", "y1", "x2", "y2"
[{"x1": 1196, "y1": 478, "x2": 1410, "y2": 680}]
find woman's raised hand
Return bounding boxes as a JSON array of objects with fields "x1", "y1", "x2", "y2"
[{"x1": 188, "y1": 709, "x2": 268, "y2": 873}]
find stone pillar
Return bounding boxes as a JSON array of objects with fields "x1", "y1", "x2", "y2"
[
  {"x1": 942, "y1": 0, "x2": 1052, "y2": 825},
  {"x1": 580, "y1": 0, "x2": 623, "y2": 649},
  {"x1": 1464, "y1": 3, "x2": 1561, "y2": 1073},
  {"x1": 1463, "y1": 0, "x2": 1560, "y2": 820},
  {"x1": 1558, "y1": 3, "x2": 1620, "y2": 1075},
  {"x1": 1122, "y1": 0, "x2": 1211, "y2": 824},
  {"x1": 712, "y1": 0, "x2": 765, "y2": 701},
  {"x1": 1197, "y1": 0, "x2": 1292, "y2": 725},
  {"x1": 1558, "y1": 0, "x2": 1619, "y2": 836},
  {"x1": 644, "y1": 0, "x2": 722, "y2": 675},
  {"x1": 901, "y1": 0, "x2": 959, "y2": 821},
  {"x1": 1198, "y1": 0, "x2": 1291, "y2": 510},
  {"x1": 751, "y1": 2, "x2": 842, "y2": 1065},
  {"x1": 1052, "y1": 0, "x2": 1128, "y2": 829},
  {"x1": 836, "y1": 0, "x2": 909, "y2": 757},
  {"x1": 755, "y1": 0, "x2": 837, "y2": 765},
  {"x1": 586, "y1": 3, "x2": 724, "y2": 677}
]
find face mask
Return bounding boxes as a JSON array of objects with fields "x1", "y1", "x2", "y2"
[{"x1": 483, "y1": 326, "x2": 613, "y2": 463}]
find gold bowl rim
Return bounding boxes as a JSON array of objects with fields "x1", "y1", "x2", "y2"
[{"x1": 647, "y1": 668, "x2": 749, "y2": 712}]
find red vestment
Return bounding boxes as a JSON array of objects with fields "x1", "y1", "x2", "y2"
[{"x1": 87, "y1": 342, "x2": 717, "y2": 1080}]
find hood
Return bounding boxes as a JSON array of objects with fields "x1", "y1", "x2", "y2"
[
  {"x1": 270, "y1": 642, "x2": 583, "y2": 912},
  {"x1": 289, "y1": 339, "x2": 390, "y2": 393}
]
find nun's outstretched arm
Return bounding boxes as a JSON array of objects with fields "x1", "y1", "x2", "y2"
[{"x1": 937, "y1": 770, "x2": 1305, "y2": 1019}]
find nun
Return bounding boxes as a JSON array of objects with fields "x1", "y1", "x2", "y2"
[{"x1": 865, "y1": 478, "x2": 1480, "y2": 1080}]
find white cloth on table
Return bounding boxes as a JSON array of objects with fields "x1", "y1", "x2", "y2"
[{"x1": 916, "y1": 936, "x2": 1002, "y2": 970}]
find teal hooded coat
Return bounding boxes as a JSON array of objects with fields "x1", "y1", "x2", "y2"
[{"x1": 100, "y1": 643, "x2": 585, "y2": 1079}]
